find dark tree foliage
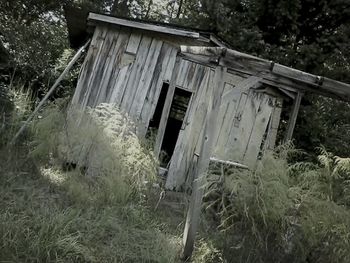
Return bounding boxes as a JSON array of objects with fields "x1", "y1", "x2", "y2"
[{"x1": 0, "y1": 0, "x2": 349, "y2": 156}]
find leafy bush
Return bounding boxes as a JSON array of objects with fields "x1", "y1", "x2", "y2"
[
  {"x1": 204, "y1": 146, "x2": 350, "y2": 263},
  {"x1": 0, "y1": 85, "x2": 33, "y2": 147}
]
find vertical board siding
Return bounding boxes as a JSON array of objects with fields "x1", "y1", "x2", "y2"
[
  {"x1": 166, "y1": 66, "x2": 212, "y2": 190},
  {"x1": 242, "y1": 95, "x2": 275, "y2": 166},
  {"x1": 109, "y1": 32, "x2": 142, "y2": 105},
  {"x1": 73, "y1": 25, "x2": 181, "y2": 138},
  {"x1": 73, "y1": 25, "x2": 282, "y2": 191},
  {"x1": 72, "y1": 26, "x2": 108, "y2": 107},
  {"x1": 129, "y1": 39, "x2": 163, "y2": 118},
  {"x1": 166, "y1": 68, "x2": 276, "y2": 189},
  {"x1": 86, "y1": 28, "x2": 119, "y2": 107},
  {"x1": 95, "y1": 29, "x2": 131, "y2": 105},
  {"x1": 120, "y1": 35, "x2": 153, "y2": 112},
  {"x1": 139, "y1": 44, "x2": 177, "y2": 136}
]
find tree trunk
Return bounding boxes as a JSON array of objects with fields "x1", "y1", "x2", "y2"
[
  {"x1": 145, "y1": 0, "x2": 153, "y2": 19},
  {"x1": 176, "y1": 0, "x2": 184, "y2": 18}
]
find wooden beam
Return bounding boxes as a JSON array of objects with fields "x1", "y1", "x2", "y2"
[
  {"x1": 209, "y1": 157, "x2": 249, "y2": 169},
  {"x1": 182, "y1": 66, "x2": 226, "y2": 260},
  {"x1": 154, "y1": 56, "x2": 181, "y2": 157},
  {"x1": 284, "y1": 92, "x2": 302, "y2": 142},
  {"x1": 209, "y1": 34, "x2": 230, "y2": 48},
  {"x1": 220, "y1": 76, "x2": 262, "y2": 106},
  {"x1": 180, "y1": 46, "x2": 350, "y2": 101},
  {"x1": 88, "y1": 13, "x2": 200, "y2": 39}
]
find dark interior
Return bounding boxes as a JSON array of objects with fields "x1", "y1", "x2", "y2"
[{"x1": 160, "y1": 88, "x2": 192, "y2": 167}]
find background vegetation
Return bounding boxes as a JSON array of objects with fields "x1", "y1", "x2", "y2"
[
  {"x1": 0, "y1": 0, "x2": 349, "y2": 262},
  {"x1": 1, "y1": 0, "x2": 349, "y2": 156}
]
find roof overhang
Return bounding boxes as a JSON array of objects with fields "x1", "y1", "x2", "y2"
[
  {"x1": 88, "y1": 13, "x2": 200, "y2": 39},
  {"x1": 64, "y1": 6, "x2": 228, "y2": 48},
  {"x1": 180, "y1": 46, "x2": 350, "y2": 101}
]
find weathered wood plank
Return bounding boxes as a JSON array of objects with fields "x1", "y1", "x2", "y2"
[
  {"x1": 220, "y1": 76, "x2": 262, "y2": 105},
  {"x1": 109, "y1": 32, "x2": 142, "y2": 105},
  {"x1": 182, "y1": 66, "x2": 226, "y2": 259},
  {"x1": 183, "y1": 62, "x2": 198, "y2": 90},
  {"x1": 71, "y1": 27, "x2": 100, "y2": 105},
  {"x1": 138, "y1": 44, "x2": 174, "y2": 136},
  {"x1": 284, "y1": 92, "x2": 302, "y2": 142},
  {"x1": 243, "y1": 95, "x2": 275, "y2": 167},
  {"x1": 183, "y1": 68, "x2": 214, "y2": 185},
  {"x1": 95, "y1": 30, "x2": 131, "y2": 105},
  {"x1": 214, "y1": 85, "x2": 239, "y2": 157},
  {"x1": 227, "y1": 91, "x2": 260, "y2": 163},
  {"x1": 176, "y1": 60, "x2": 190, "y2": 88},
  {"x1": 120, "y1": 35, "x2": 152, "y2": 112},
  {"x1": 164, "y1": 48, "x2": 179, "y2": 83},
  {"x1": 126, "y1": 32, "x2": 142, "y2": 54},
  {"x1": 76, "y1": 26, "x2": 107, "y2": 108},
  {"x1": 180, "y1": 46, "x2": 350, "y2": 101},
  {"x1": 154, "y1": 57, "x2": 182, "y2": 157},
  {"x1": 105, "y1": 31, "x2": 133, "y2": 101},
  {"x1": 166, "y1": 67, "x2": 211, "y2": 190},
  {"x1": 264, "y1": 97, "x2": 283, "y2": 150},
  {"x1": 129, "y1": 39, "x2": 163, "y2": 118},
  {"x1": 86, "y1": 27, "x2": 117, "y2": 107}
]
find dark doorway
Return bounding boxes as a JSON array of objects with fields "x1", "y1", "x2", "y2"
[
  {"x1": 146, "y1": 82, "x2": 169, "y2": 147},
  {"x1": 160, "y1": 88, "x2": 192, "y2": 167},
  {"x1": 148, "y1": 83, "x2": 169, "y2": 131}
]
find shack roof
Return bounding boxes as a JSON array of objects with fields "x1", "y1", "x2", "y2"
[
  {"x1": 180, "y1": 46, "x2": 350, "y2": 101},
  {"x1": 64, "y1": 7, "x2": 350, "y2": 101},
  {"x1": 64, "y1": 6, "x2": 228, "y2": 48}
]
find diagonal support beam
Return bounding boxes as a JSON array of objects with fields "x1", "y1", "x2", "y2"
[
  {"x1": 220, "y1": 76, "x2": 262, "y2": 107},
  {"x1": 10, "y1": 40, "x2": 91, "y2": 145}
]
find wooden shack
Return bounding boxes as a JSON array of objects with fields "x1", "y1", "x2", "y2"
[{"x1": 71, "y1": 12, "x2": 350, "y2": 190}]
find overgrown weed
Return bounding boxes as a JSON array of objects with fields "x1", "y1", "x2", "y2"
[
  {"x1": 0, "y1": 100, "x2": 181, "y2": 262},
  {"x1": 30, "y1": 102, "x2": 158, "y2": 205},
  {"x1": 204, "y1": 144, "x2": 350, "y2": 263}
]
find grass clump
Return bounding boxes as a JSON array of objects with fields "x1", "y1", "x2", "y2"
[
  {"x1": 204, "y1": 145, "x2": 350, "y2": 263},
  {"x1": 30, "y1": 101, "x2": 158, "y2": 205},
  {"x1": 0, "y1": 159, "x2": 180, "y2": 262},
  {"x1": 0, "y1": 99, "x2": 181, "y2": 262}
]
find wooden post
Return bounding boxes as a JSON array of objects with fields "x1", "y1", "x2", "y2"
[
  {"x1": 284, "y1": 91, "x2": 302, "y2": 142},
  {"x1": 265, "y1": 98, "x2": 283, "y2": 150},
  {"x1": 154, "y1": 56, "x2": 181, "y2": 157},
  {"x1": 182, "y1": 66, "x2": 226, "y2": 260}
]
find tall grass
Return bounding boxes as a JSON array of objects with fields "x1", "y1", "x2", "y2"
[
  {"x1": 204, "y1": 145, "x2": 350, "y2": 263},
  {"x1": 30, "y1": 101, "x2": 158, "y2": 205},
  {"x1": 0, "y1": 99, "x2": 182, "y2": 262},
  {"x1": 0, "y1": 84, "x2": 32, "y2": 147}
]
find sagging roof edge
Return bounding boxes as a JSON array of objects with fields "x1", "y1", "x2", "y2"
[
  {"x1": 180, "y1": 46, "x2": 350, "y2": 101},
  {"x1": 64, "y1": 7, "x2": 349, "y2": 100},
  {"x1": 87, "y1": 12, "x2": 229, "y2": 47}
]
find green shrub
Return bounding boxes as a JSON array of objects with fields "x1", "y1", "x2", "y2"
[
  {"x1": 204, "y1": 146, "x2": 350, "y2": 263},
  {"x1": 0, "y1": 85, "x2": 32, "y2": 147}
]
